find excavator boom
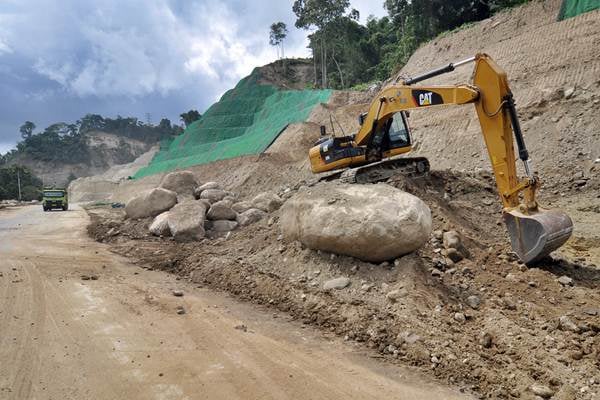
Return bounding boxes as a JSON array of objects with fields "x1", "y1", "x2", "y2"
[{"x1": 308, "y1": 54, "x2": 573, "y2": 264}]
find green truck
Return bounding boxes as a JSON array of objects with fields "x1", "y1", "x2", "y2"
[{"x1": 42, "y1": 187, "x2": 68, "y2": 211}]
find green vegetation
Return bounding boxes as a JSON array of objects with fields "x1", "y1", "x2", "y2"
[
  {"x1": 179, "y1": 110, "x2": 202, "y2": 127},
  {"x1": 0, "y1": 165, "x2": 42, "y2": 201},
  {"x1": 134, "y1": 70, "x2": 331, "y2": 178},
  {"x1": 269, "y1": 22, "x2": 289, "y2": 59},
  {"x1": 291, "y1": 0, "x2": 530, "y2": 89},
  {"x1": 1, "y1": 115, "x2": 183, "y2": 166}
]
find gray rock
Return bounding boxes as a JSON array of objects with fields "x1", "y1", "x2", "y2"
[
  {"x1": 159, "y1": 171, "x2": 198, "y2": 199},
  {"x1": 125, "y1": 188, "x2": 178, "y2": 219},
  {"x1": 559, "y1": 315, "x2": 580, "y2": 333},
  {"x1": 172, "y1": 290, "x2": 184, "y2": 297},
  {"x1": 167, "y1": 200, "x2": 208, "y2": 242},
  {"x1": 443, "y1": 230, "x2": 470, "y2": 258},
  {"x1": 454, "y1": 312, "x2": 466, "y2": 323},
  {"x1": 530, "y1": 384, "x2": 555, "y2": 399},
  {"x1": 232, "y1": 201, "x2": 253, "y2": 213},
  {"x1": 399, "y1": 331, "x2": 421, "y2": 345},
  {"x1": 209, "y1": 220, "x2": 238, "y2": 232},
  {"x1": 236, "y1": 208, "x2": 267, "y2": 226},
  {"x1": 386, "y1": 289, "x2": 407, "y2": 302},
  {"x1": 563, "y1": 87, "x2": 576, "y2": 99},
  {"x1": 194, "y1": 182, "x2": 220, "y2": 199},
  {"x1": 446, "y1": 248, "x2": 464, "y2": 263},
  {"x1": 207, "y1": 200, "x2": 237, "y2": 221},
  {"x1": 557, "y1": 275, "x2": 573, "y2": 286},
  {"x1": 149, "y1": 211, "x2": 171, "y2": 236},
  {"x1": 323, "y1": 277, "x2": 351, "y2": 290},
  {"x1": 200, "y1": 189, "x2": 229, "y2": 203},
  {"x1": 252, "y1": 192, "x2": 283, "y2": 213},
  {"x1": 280, "y1": 183, "x2": 432, "y2": 263},
  {"x1": 466, "y1": 295, "x2": 481, "y2": 309},
  {"x1": 480, "y1": 332, "x2": 493, "y2": 348},
  {"x1": 443, "y1": 230, "x2": 461, "y2": 249}
]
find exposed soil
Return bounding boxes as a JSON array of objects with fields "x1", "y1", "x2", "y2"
[
  {"x1": 81, "y1": 1, "x2": 600, "y2": 398},
  {"x1": 88, "y1": 169, "x2": 600, "y2": 399}
]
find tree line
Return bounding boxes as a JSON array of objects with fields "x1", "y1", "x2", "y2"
[
  {"x1": 271, "y1": 0, "x2": 529, "y2": 89},
  {"x1": 0, "y1": 165, "x2": 43, "y2": 201},
  {"x1": 1, "y1": 110, "x2": 203, "y2": 166}
]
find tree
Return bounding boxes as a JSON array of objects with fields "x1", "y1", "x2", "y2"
[
  {"x1": 180, "y1": 110, "x2": 201, "y2": 127},
  {"x1": 79, "y1": 114, "x2": 105, "y2": 133},
  {"x1": 19, "y1": 121, "x2": 36, "y2": 140},
  {"x1": 269, "y1": 22, "x2": 288, "y2": 59},
  {"x1": 293, "y1": 0, "x2": 350, "y2": 88}
]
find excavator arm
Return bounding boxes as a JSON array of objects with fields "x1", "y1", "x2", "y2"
[{"x1": 308, "y1": 54, "x2": 573, "y2": 264}]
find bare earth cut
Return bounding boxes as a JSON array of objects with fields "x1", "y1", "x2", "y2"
[{"x1": 0, "y1": 205, "x2": 470, "y2": 400}]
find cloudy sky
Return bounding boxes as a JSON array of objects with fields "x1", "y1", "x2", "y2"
[{"x1": 0, "y1": 0, "x2": 386, "y2": 154}]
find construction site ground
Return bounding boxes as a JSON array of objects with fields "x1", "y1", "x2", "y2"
[
  {"x1": 0, "y1": 205, "x2": 471, "y2": 400},
  {"x1": 5, "y1": 0, "x2": 599, "y2": 398},
  {"x1": 87, "y1": 166, "x2": 600, "y2": 399}
]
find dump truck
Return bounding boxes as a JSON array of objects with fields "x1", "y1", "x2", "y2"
[{"x1": 42, "y1": 187, "x2": 68, "y2": 211}]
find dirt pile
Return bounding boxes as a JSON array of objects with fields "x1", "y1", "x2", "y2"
[{"x1": 88, "y1": 169, "x2": 600, "y2": 399}]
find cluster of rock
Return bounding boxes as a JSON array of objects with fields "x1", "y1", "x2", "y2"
[
  {"x1": 429, "y1": 229, "x2": 471, "y2": 274},
  {"x1": 124, "y1": 171, "x2": 282, "y2": 241},
  {"x1": 280, "y1": 182, "x2": 432, "y2": 262}
]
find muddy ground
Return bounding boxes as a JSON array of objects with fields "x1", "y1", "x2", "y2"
[{"x1": 88, "y1": 170, "x2": 600, "y2": 400}]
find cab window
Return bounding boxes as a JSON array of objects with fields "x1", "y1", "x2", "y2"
[{"x1": 388, "y1": 112, "x2": 410, "y2": 146}]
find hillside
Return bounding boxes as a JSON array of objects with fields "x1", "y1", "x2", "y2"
[
  {"x1": 393, "y1": 0, "x2": 599, "y2": 184},
  {"x1": 9, "y1": 132, "x2": 155, "y2": 187},
  {"x1": 134, "y1": 59, "x2": 331, "y2": 178}
]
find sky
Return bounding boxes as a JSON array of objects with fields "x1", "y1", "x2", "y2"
[{"x1": 0, "y1": 0, "x2": 386, "y2": 154}]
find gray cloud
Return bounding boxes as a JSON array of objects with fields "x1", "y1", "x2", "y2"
[{"x1": 0, "y1": 0, "x2": 385, "y2": 153}]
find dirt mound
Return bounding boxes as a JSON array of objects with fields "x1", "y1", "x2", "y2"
[{"x1": 88, "y1": 169, "x2": 600, "y2": 399}]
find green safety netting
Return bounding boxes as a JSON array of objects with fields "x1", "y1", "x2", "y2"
[
  {"x1": 134, "y1": 70, "x2": 331, "y2": 178},
  {"x1": 558, "y1": 0, "x2": 600, "y2": 20}
]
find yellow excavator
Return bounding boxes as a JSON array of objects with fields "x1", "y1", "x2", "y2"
[{"x1": 308, "y1": 53, "x2": 573, "y2": 264}]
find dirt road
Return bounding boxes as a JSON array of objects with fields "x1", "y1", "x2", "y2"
[{"x1": 0, "y1": 205, "x2": 471, "y2": 400}]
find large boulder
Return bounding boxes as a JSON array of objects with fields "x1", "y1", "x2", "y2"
[
  {"x1": 125, "y1": 188, "x2": 177, "y2": 219},
  {"x1": 149, "y1": 211, "x2": 171, "y2": 236},
  {"x1": 159, "y1": 171, "x2": 198, "y2": 199},
  {"x1": 232, "y1": 201, "x2": 252, "y2": 213},
  {"x1": 207, "y1": 200, "x2": 237, "y2": 221},
  {"x1": 206, "y1": 220, "x2": 238, "y2": 238},
  {"x1": 167, "y1": 201, "x2": 208, "y2": 242},
  {"x1": 200, "y1": 189, "x2": 229, "y2": 203},
  {"x1": 280, "y1": 183, "x2": 432, "y2": 262},
  {"x1": 194, "y1": 182, "x2": 220, "y2": 199},
  {"x1": 251, "y1": 192, "x2": 283, "y2": 213},
  {"x1": 237, "y1": 208, "x2": 267, "y2": 226}
]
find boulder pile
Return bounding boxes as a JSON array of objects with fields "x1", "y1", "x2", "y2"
[{"x1": 125, "y1": 170, "x2": 282, "y2": 242}]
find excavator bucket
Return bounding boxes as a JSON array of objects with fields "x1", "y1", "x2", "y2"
[{"x1": 503, "y1": 208, "x2": 573, "y2": 264}]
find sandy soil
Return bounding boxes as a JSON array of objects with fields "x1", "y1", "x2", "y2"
[{"x1": 0, "y1": 205, "x2": 471, "y2": 400}]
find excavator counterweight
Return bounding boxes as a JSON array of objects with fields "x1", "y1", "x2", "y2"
[{"x1": 308, "y1": 54, "x2": 573, "y2": 264}]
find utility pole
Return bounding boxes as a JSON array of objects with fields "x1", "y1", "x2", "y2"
[{"x1": 17, "y1": 168, "x2": 22, "y2": 202}]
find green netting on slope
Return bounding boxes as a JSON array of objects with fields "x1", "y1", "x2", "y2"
[
  {"x1": 558, "y1": 0, "x2": 600, "y2": 19},
  {"x1": 134, "y1": 71, "x2": 331, "y2": 178}
]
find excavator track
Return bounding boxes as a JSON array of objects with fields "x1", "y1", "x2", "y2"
[{"x1": 320, "y1": 157, "x2": 430, "y2": 184}]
